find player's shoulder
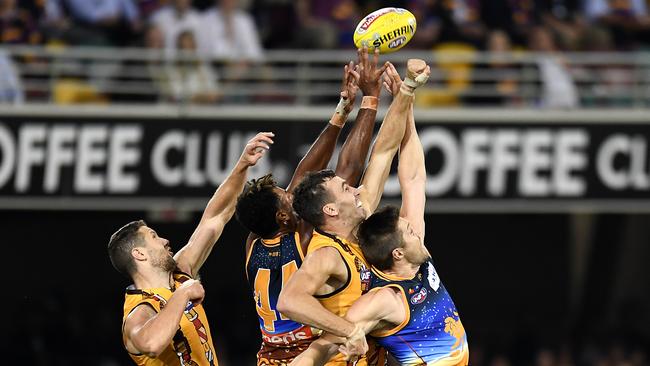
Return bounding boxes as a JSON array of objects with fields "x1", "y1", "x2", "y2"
[
  {"x1": 368, "y1": 285, "x2": 403, "y2": 304},
  {"x1": 301, "y1": 245, "x2": 347, "y2": 276},
  {"x1": 306, "y1": 230, "x2": 338, "y2": 253}
]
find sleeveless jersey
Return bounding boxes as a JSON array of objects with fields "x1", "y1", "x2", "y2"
[
  {"x1": 369, "y1": 260, "x2": 468, "y2": 366},
  {"x1": 122, "y1": 271, "x2": 217, "y2": 366},
  {"x1": 246, "y1": 232, "x2": 320, "y2": 364},
  {"x1": 307, "y1": 229, "x2": 373, "y2": 366}
]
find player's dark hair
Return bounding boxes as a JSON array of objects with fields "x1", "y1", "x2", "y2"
[
  {"x1": 358, "y1": 206, "x2": 403, "y2": 271},
  {"x1": 108, "y1": 220, "x2": 147, "y2": 278},
  {"x1": 235, "y1": 174, "x2": 280, "y2": 238},
  {"x1": 292, "y1": 170, "x2": 336, "y2": 227}
]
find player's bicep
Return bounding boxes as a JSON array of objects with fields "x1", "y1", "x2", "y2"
[
  {"x1": 284, "y1": 247, "x2": 342, "y2": 296},
  {"x1": 345, "y1": 288, "x2": 403, "y2": 333},
  {"x1": 124, "y1": 304, "x2": 157, "y2": 354}
]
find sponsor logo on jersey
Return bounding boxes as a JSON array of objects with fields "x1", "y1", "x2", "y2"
[
  {"x1": 410, "y1": 287, "x2": 428, "y2": 305},
  {"x1": 261, "y1": 325, "x2": 316, "y2": 345}
]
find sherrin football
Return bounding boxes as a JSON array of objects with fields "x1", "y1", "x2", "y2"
[{"x1": 353, "y1": 8, "x2": 417, "y2": 54}]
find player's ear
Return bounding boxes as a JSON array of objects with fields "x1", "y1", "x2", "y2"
[
  {"x1": 323, "y1": 203, "x2": 338, "y2": 217},
  {"x1": 132, "y1": 247, "x2": 147, "y2": 262},
  {"x1": 392, "y1": 247, "x2": 404, "y2": 261},
  {"x1": 276, "y1": 211, "x2": 290, "y2": 225}
]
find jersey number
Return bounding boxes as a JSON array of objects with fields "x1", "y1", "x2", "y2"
[{"x1": 253, "y1": 260, "x2": 299, "y2": 332}]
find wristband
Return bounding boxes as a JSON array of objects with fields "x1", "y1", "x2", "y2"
[
  {"x1": 329, "y1": 112, "x2": 346, "y2": 127},
  {"x1": 360, "y1": 96, "x2": 378, "y2": 110}
]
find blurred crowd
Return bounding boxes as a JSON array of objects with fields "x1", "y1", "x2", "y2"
[
  {"x1": 1, "y1": 0, "x2": 649, "y2": 105},
  {"x1": 3, "y1": 0, "x2": 649, "y2": 51}
]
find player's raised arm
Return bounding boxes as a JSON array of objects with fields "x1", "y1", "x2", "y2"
[
  {"x1": 398, "y1": 102, "x2": 426, "y2": 238},
  {"x1": 335, "y1": 48, "x2": 388, "y2": 186},
  {"x1": 358, "y1": 59, "x2": 430, "y2": 214},
  {"x1": 242, "y1": 64, "x2": 358, "y2": 249},
  {"x1": 286, "y1": 62, "x2": 358, "y2": 192},
  {"x1": 123, "y1": 279, "x2": 205, "y2": 357},
  {"x1": 174, "y1": 132, "x2": 273, "y2": 277},
  {"x1": 383, "y1": 62, "x2": 427, "y2": 238}
]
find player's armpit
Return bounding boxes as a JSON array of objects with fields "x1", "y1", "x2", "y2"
[{"x1": 277, "y1": 247, "x2": 355, "y2": 337}]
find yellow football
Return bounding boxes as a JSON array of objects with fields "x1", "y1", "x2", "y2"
[{"x1": 353, "y1": 8, "x2": 417, "y2": 54}]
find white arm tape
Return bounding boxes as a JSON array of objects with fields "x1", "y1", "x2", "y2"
[
  {"x1": 335, "y1": 96, "x2": 350, "y2": 115},
  {"x1": 403, "y1": 73, "x2": 430, "y2": 88}
]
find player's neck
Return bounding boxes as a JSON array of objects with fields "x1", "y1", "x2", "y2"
[
  {"x1": 132, "y1": 268, "x2": 173, "y2": 290},
  {"x1": 386, "y1": 262, "x2": 419, "y2": 279},
  {"x1": 322, "y1": 215, "x2": 362, "y2": 243},
  {"x1": 321, "y1": 222, "x2": 358, "y2": 244}
]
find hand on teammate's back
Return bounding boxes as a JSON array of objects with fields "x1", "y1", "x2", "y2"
[
  {"x1": 179, "y1": 279, "x2": 206, "y2": 306},
  {"x1": 356, "y1": 47, "x2": 389, "y2": 98},
  {"x1": 240, "y1": 132, "x2": 275, "y2": 167}
]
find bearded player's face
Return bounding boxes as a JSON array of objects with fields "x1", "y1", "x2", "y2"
[{"x1": 139, "y1": 226, "x2": 176, "y2": 272}]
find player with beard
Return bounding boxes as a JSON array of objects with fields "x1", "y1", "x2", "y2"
[
  {"x1": 278, "y1": 60, "x2": 431, "y2": 366},
  {"x1": 108, "y1": 132, "x2": 273, "y2": 366},
  {"x1": 290, "y1": 71, "x2": 469, "y2": 366},
  {"x1": 235, "y1": 48, "x2": 388, "y2": 366}
]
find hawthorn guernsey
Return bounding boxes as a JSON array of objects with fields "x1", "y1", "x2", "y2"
[{"x1": 353, "y1": 8, "x2": 417, "y2": 54}]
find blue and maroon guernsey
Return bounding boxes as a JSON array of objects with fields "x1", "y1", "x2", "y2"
[
  {"x1": 369, "y1": 259, "x2": 469, "y2": 366},
  {"x1": 246, "y1": 232, "x2": 319, "y2": 348}
]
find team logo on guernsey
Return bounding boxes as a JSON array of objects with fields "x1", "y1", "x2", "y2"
[
  {"x1": 356, "y1": 257, "x2": 372, "y2": 293},
  {"x1": 410, "y1": 286, "x2": 428, "y2": 305}
]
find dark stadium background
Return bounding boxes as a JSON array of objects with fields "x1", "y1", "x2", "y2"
[{"x1": 3, "y1": 209, "x2": 649, "y2": 364}]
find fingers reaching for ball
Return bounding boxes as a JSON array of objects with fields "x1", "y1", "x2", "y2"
[{"x1": 241, "y1": 132, "x2": 274, "y2": 167}]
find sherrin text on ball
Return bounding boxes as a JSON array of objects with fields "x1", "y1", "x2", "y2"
[{"x1": 353, "y1": 8, "x2": 417, "y2": 54}]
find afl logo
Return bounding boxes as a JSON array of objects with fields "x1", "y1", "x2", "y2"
[
  {"x1": 410, "y1": 287, "x2": 428, "y2": 305},
  {"x1": 388, "y1": 36, "x2": 406, "y2": 49}
]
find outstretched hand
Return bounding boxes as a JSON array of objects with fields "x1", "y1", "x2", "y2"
[
  {"x1": 357, "y1": 47, "x2": 389, "y2": 97},
  {"x1": 340, "y1": 61, "x2": 360, "y2": 115},
  {"x1": 382, "y1": 62, "x2": 402, "y2": 96},
  {"x1": 240, "y1": 132, "x2": 274, "y2": 167}
]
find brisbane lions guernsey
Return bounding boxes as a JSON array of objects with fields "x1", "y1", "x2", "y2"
[
  {"x1": 369, "y1": 259, "x2": 469, "y2": 366},
  {"x1": 246, "y1": 232, "x2": 320, "y2": 364}
]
